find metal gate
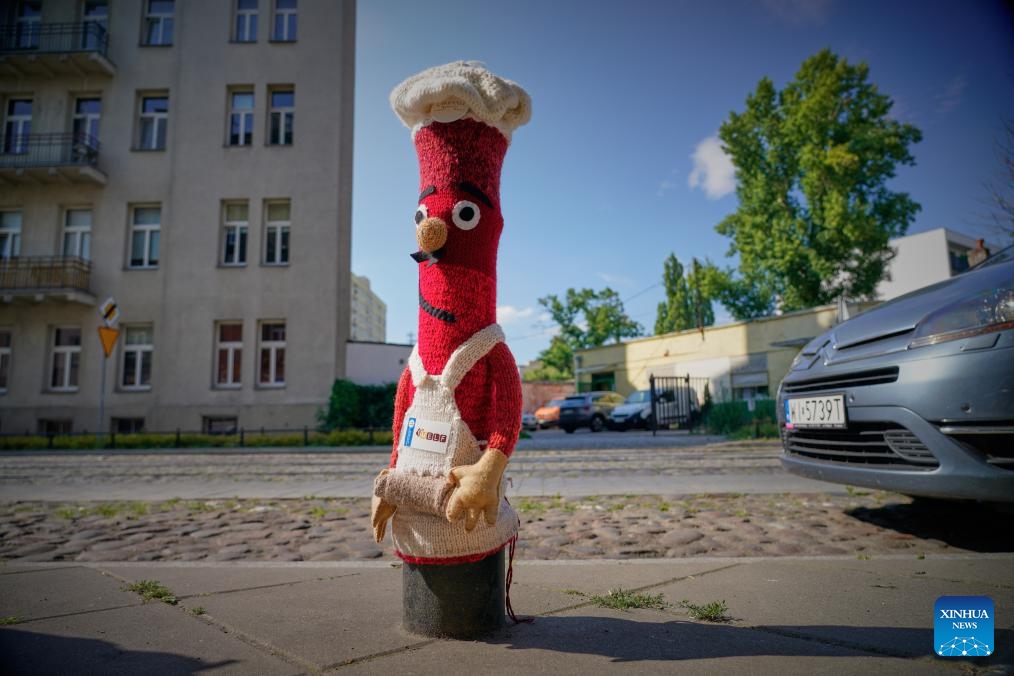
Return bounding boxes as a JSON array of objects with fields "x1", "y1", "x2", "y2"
[{"x1": 648, "y1": 374, "x2": 708, "y2": 434}]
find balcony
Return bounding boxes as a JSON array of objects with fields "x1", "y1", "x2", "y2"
[
  {"x1": 0, "y1": 133, "x2": 106, "y2": 186},
  {"x1": 0, "y1": 256, "x2": 95, "y2": 305},
  {"x1": 0, "y1": 22, "x2": 115, "y2": 77}
]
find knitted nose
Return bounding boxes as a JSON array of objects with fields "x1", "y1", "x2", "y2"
[{"x1": 417, "y1": 217, "x2": 448, "y2": 253}]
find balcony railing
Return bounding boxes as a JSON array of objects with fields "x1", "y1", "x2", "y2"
[
  {"x1": 0, "y1": 22, "x2": 109, "y2": 57},
  {"x1": 0, "y1": 256, "x2": 92, "y2": 297},
  {"x1": 0, "y1": 133, "x2": 99, "y2": 169},
  {"x1": 0, "y1": 22, "x2": 115, "y2": 77}
]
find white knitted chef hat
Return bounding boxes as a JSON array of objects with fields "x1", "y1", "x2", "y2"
[{"x1": 390, "y1": 61, "x2": 531, "y2": 143}]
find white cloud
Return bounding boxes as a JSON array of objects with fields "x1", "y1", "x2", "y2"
[
  {"x1": 496, "y1": 305, "x2": 535, "y2": 325},
  {"x1": 688, "y1": 136, "x2": 736, "y2": 199},
  {"x1": 761, "y1": 0, "x2": 833, "y2": 26},
  {"x1": 935, "y1": 75, "x2": 966, "y2": 114}
]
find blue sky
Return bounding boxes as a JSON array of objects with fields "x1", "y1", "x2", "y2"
[{"x1": 351, "y1": 0, "x2": 1014, "y2": 365}]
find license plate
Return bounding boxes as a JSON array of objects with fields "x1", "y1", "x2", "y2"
[{"x1": 784, "y1": 394, "x2": 846, "y2": 429}]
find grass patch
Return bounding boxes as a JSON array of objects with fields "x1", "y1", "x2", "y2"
[
  {"x1": 515, "y1": 498, "x2": 547, "y2": 514},
  {"x1": 845, "y1": 485, "x2": 870, "y2": 497},
  {"x1": 590, "y1": 588, "x2": 668, "y2": 611},
  {"x1": 856, "y1": 552, "x2": 872, "y2": 560},
  {"x1": 679, "y1": 599, "x2": 730, "y2": 622},
  {"x1": 308, "y1": 506, "x2": 327, "y2": 519},
  {"x1": 0, "y1": 616, "x2": 21, "y2": 626},
  {"x1": 125, "y1": 580, "x2": 178, "y2": 605},
  {"x1": 188, "y1": 606, "x2": 206, "y2": 616}
]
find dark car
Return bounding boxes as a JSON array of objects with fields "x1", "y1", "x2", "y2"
[
  {"x1": 777, "y1": 245, "x2": 1014, "y2": 503},
  {"x1": 558, "y1": 391, "x2": 624, "y2": 433}
]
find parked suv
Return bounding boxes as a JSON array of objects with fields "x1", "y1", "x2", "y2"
[{"x1": 558, "y1": 391, "x2": 624, "y2": 433}]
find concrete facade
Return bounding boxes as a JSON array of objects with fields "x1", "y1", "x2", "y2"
[
  {"x1": 575, "y1": 305, "x2": 850, "y2": 402},
  {"x1": 349, "y1": 273, "x2": 385, "y2": 342},
  {"x1": 877, "y1": 227, "x2": 987, "y2": 301},
  {"x1": 0, "y1": 0, "x2": 356, "y2": 434},
  {"x1": 344, "y1": 341, "x2": 411, "y2": 387}
]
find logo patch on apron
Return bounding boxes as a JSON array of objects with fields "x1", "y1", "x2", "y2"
[{"x1": 401, "y1": 417, "x2": 452, "y2": 455}]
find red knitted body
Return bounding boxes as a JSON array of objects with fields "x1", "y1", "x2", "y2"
[{"x1": 390, "y1": 118, "x2": 521, "y2": 467}]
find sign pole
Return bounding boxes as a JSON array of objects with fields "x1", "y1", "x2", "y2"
[
  {"x1": 96, "y1": 297, "x2": 121, "y2": 446},
  {"x1": 97, "y1": 353, "x2": 107, "y2": 444}
]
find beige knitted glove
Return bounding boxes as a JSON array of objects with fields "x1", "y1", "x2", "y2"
[
  {"x1": 445, "y1": 449, "x2": 508, "y2": 532},
  {"x1": 371, "y1": 469, "x2": 398, "y2": 543}
]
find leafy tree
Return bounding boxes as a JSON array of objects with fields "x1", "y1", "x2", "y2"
[
  {"x1": 654, "y1": 254, "x2": 715, "y2": 334},
  {"x1": 714, "y1": 48, "x2": 922, "y2": 317},
  {"x1": 532, "y1": 288, "x2": 642, "y2": 379}
]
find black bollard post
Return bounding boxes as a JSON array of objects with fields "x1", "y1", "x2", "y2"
[{"x1": 402, "y1": 549, "x2": 505, "y2": 639}]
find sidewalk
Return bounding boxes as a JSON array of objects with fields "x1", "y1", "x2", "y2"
[{"x1": 2, "y1": 555, "x2": 1011, "y2": 675}]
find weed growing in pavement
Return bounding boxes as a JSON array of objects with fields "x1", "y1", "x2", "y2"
[
  {"x1": 308, "y1": 506, "x2": 327, "y2": 519},
  {"x1": 0, "y1": 616, "x2": 21, "y2": 625},
  {"x1": 515, "y1": 498, "x2": 547, "y2": 514},
  {"x1": 680, "y1": 599, "x2": 730, "y2": 622},
  {"x1": 561, "y1": 589, "x2": 585, "y2": 596},
  {"x1": 845, "y1": 485, "x2": 870, "y2": 497},
  {"x1": 590, "y1": 588, "x2": 668, "y2": 611},
  {"x1": 917, "y1": 553, "x2": 926, "y2": 560},
  {"x1": 856, "y1": 552, "x2": 872, "y2": 560},
  {"x1": 125, "y1": 580, "x2": 178, "y2": 605},
  {"x1": 188, "y1": 606, "x2": 206, "y2": 616},
  {"x1": 658, "y1": 501, "x2": 671, "y2": 512},
  {"x1": 159, "y1": 497, "x2": 182, "y2": 511},
  {"x1": 53, "y1": 502, "x2": 149, "y2": 520},
  {"x1": 733, "y1": 509, "x2": 749, "y2": 519}
]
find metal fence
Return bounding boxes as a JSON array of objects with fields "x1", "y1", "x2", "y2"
[
  {"x1": 0, "y1": 256, "x2": 91, "y2": 293},
  {"x1": 0, "y1": 133, "x2": 100, "y2": 169},
  {"x1": 0, "y1": 22, "x2": 109, "y2": 56},
  {"x1": 648, "y1": 374, "x2": 710, "y2": 435}
]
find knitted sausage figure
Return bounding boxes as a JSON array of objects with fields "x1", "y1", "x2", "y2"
[{"x1": 371, "y1": 62, "x2": 531, "y2": 567}]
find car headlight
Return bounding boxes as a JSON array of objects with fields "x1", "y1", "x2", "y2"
[{"x1": 909, "y1": 284, "x2": 1014, "y2": 348}]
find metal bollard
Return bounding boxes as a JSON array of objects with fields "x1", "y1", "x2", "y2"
[{"x1": 402, "y1": 550, "x2": 505, "y2": 639}]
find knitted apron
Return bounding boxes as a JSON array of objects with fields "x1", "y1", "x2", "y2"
[{"x1": 391, "y1": 324, "x2": 519, "y2": 563}]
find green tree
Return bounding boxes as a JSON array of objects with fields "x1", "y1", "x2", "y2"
[
  {"x1": 532, "y1": 288, "x2": 642, "y2": 379},
  {"x1": 654, "y1": 254, "x2": 715, "y2": 334},
  {"x1": 714, "y1": 48, "x2": 922, "y2": 317}
]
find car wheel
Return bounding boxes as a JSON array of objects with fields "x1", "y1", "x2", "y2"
[
  {"x1": 562, "y1": 426, "x2": 575, "y2": 434},
  {"x1": 590, "y1": 415, "x2": 605, "y2": 433}
]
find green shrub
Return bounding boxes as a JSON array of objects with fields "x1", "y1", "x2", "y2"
[
  {"x1": 704, "y1": 399, "x2": 777, "y2": 436},
  {"x1": 317, "y1": 379, "x2": 398, "y2": 431}
]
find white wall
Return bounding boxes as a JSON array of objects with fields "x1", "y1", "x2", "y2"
[{"x1": 345, "y1": 342, "x2": 412, "y2": 386}]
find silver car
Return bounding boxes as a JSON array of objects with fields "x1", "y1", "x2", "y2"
[{"x1": 778, "y1": 245, "x2": 1014, "y2": 502}]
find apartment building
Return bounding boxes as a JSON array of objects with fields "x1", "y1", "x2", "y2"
[
  {"x1": 349, "y1": 272, "x2": 384, "y2": 342},
  {"x1": 0, "y1": 0, "x2": 356, "y2": 434}
]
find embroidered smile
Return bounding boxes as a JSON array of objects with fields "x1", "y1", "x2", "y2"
[{"x1": 419, "y1": 290, "x2": 456, "y2": 323}]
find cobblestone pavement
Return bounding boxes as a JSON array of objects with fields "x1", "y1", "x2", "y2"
[{"x1": 1, "y1": 491, "x2": 1008, "y2": 564}]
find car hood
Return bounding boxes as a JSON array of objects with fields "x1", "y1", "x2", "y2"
[
  {"x1": 806, "y1": 261, "x2": 1014, "y2": 352},
  {"x1": 612, "y1": 403, "x2": 649, "y2": 416}
]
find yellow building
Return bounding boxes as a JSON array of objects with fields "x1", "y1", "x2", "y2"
[{"x1": 576, "y1": 303, "x2": 870, "y2": 402}]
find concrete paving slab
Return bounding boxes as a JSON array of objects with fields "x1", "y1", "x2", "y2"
[
  {"x1": 338, "y1": 604, "x2": 955, "y2": 676},
  {"x1": 96, "y1": 562, "x2": 369, "y2": 598},
  {"x1": 0, "y1": 602, "x2": 300, "y2": 676},
  {"x1": 0, "y1": 566, "x2": 140, "y2": 621},
  {"x1": 828, "y1": 555, "x2": 1014, "y2": 590},
  {"x1": 190, "y1": 567, "x2": 420, "y2": 669},
  {"x1": 652, "y1": 559, "x2": 1014, "y2": 661}
]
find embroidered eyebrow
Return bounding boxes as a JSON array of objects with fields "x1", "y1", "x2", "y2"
[
  {"x1": 419, "y1": 185, "x2": 436, "y2": 202},
  {"x1": 458, "y1": 181, "x2": 493, "y2": 208}
]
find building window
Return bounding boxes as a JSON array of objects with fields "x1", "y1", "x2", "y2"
[
  {"x1": 121, "y1": 325, "x2": 153, "y2": 390},
  {"x1": 113, "y1": 417, "x2": 145, "y2": 434},
  {"x1": 203, "y1": 416, "x2": 238, "y2": 434},
  {"x1": 227, "y1": 89, "x2": 254, "y2": 146},
  {"x1": 63, "y1": 209, "x2": 92, "y2": 260},
  {"x1": 15, "y1": 1, "x2": 41, "y2": 49},
  {"x1": 0, "y1": 211, "x2": 22, "y2": 260},
  {"x1": 268, "y1": 87, "x2": 293, "y2": 145},
  {"x1": 234, "y1": 0, "x2": 258, "y2": 42},
  {"x1": 81, "y1": 1, "x2": 109, "y2": 50},
  {"x1": 72, "y1": 97, "x2": 102, "y2": 145},
  {"x1": 38, "y1": 419, "x2": 73, "y2": 435},
  {"x1": 137, "y1": 94, "x2": 168, "y2": 150},
  {"x1": 258, "y1": 321, "x2": 285, "y2": 386},
  {"x1": 264, "y1": 200, "x2": 290, "y2": 265},
  {"x1": 271, "y1": 0, "x2": 297, "y2": 41},
  {"x1": 129, "y1": 205, "x2": 161, "y2": 269},
  {"x1": 215, "y1": 322, "x2": 242, "y2": 387},
  {"x1": 50, "y1": 327, "x2": 81, "y2": 392},
  {"x1": 221, "y1": 202, "x2": 248, "y2": 266},
  {"x1": 3, "y1": 98, "x2": 32, "y2": 154},
  {"x1": 143, "y1": 0, "x2": 174, "y2": 46},
  {"x1": 0, "y1": 329, "x2": 11, "y2": 394}
]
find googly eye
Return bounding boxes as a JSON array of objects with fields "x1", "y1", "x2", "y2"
[
  {"x1": 452, "y1": 200, "x2": 480, "y2": 230},
  {"x1": 414, "y1": 204, "x2": 428, "y2": 226}
]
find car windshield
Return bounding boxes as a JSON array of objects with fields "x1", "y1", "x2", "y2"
[
  {"x1": 625, "y1": 390, "x2": 650, "y2": 404},
  {"x1": 546, "y1": 399, "x2": 565, "y2": 407}
]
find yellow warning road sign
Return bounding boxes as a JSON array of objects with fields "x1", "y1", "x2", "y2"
[{"x1": 98, "y1": 326, "x2": 119, "y2": 358}]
